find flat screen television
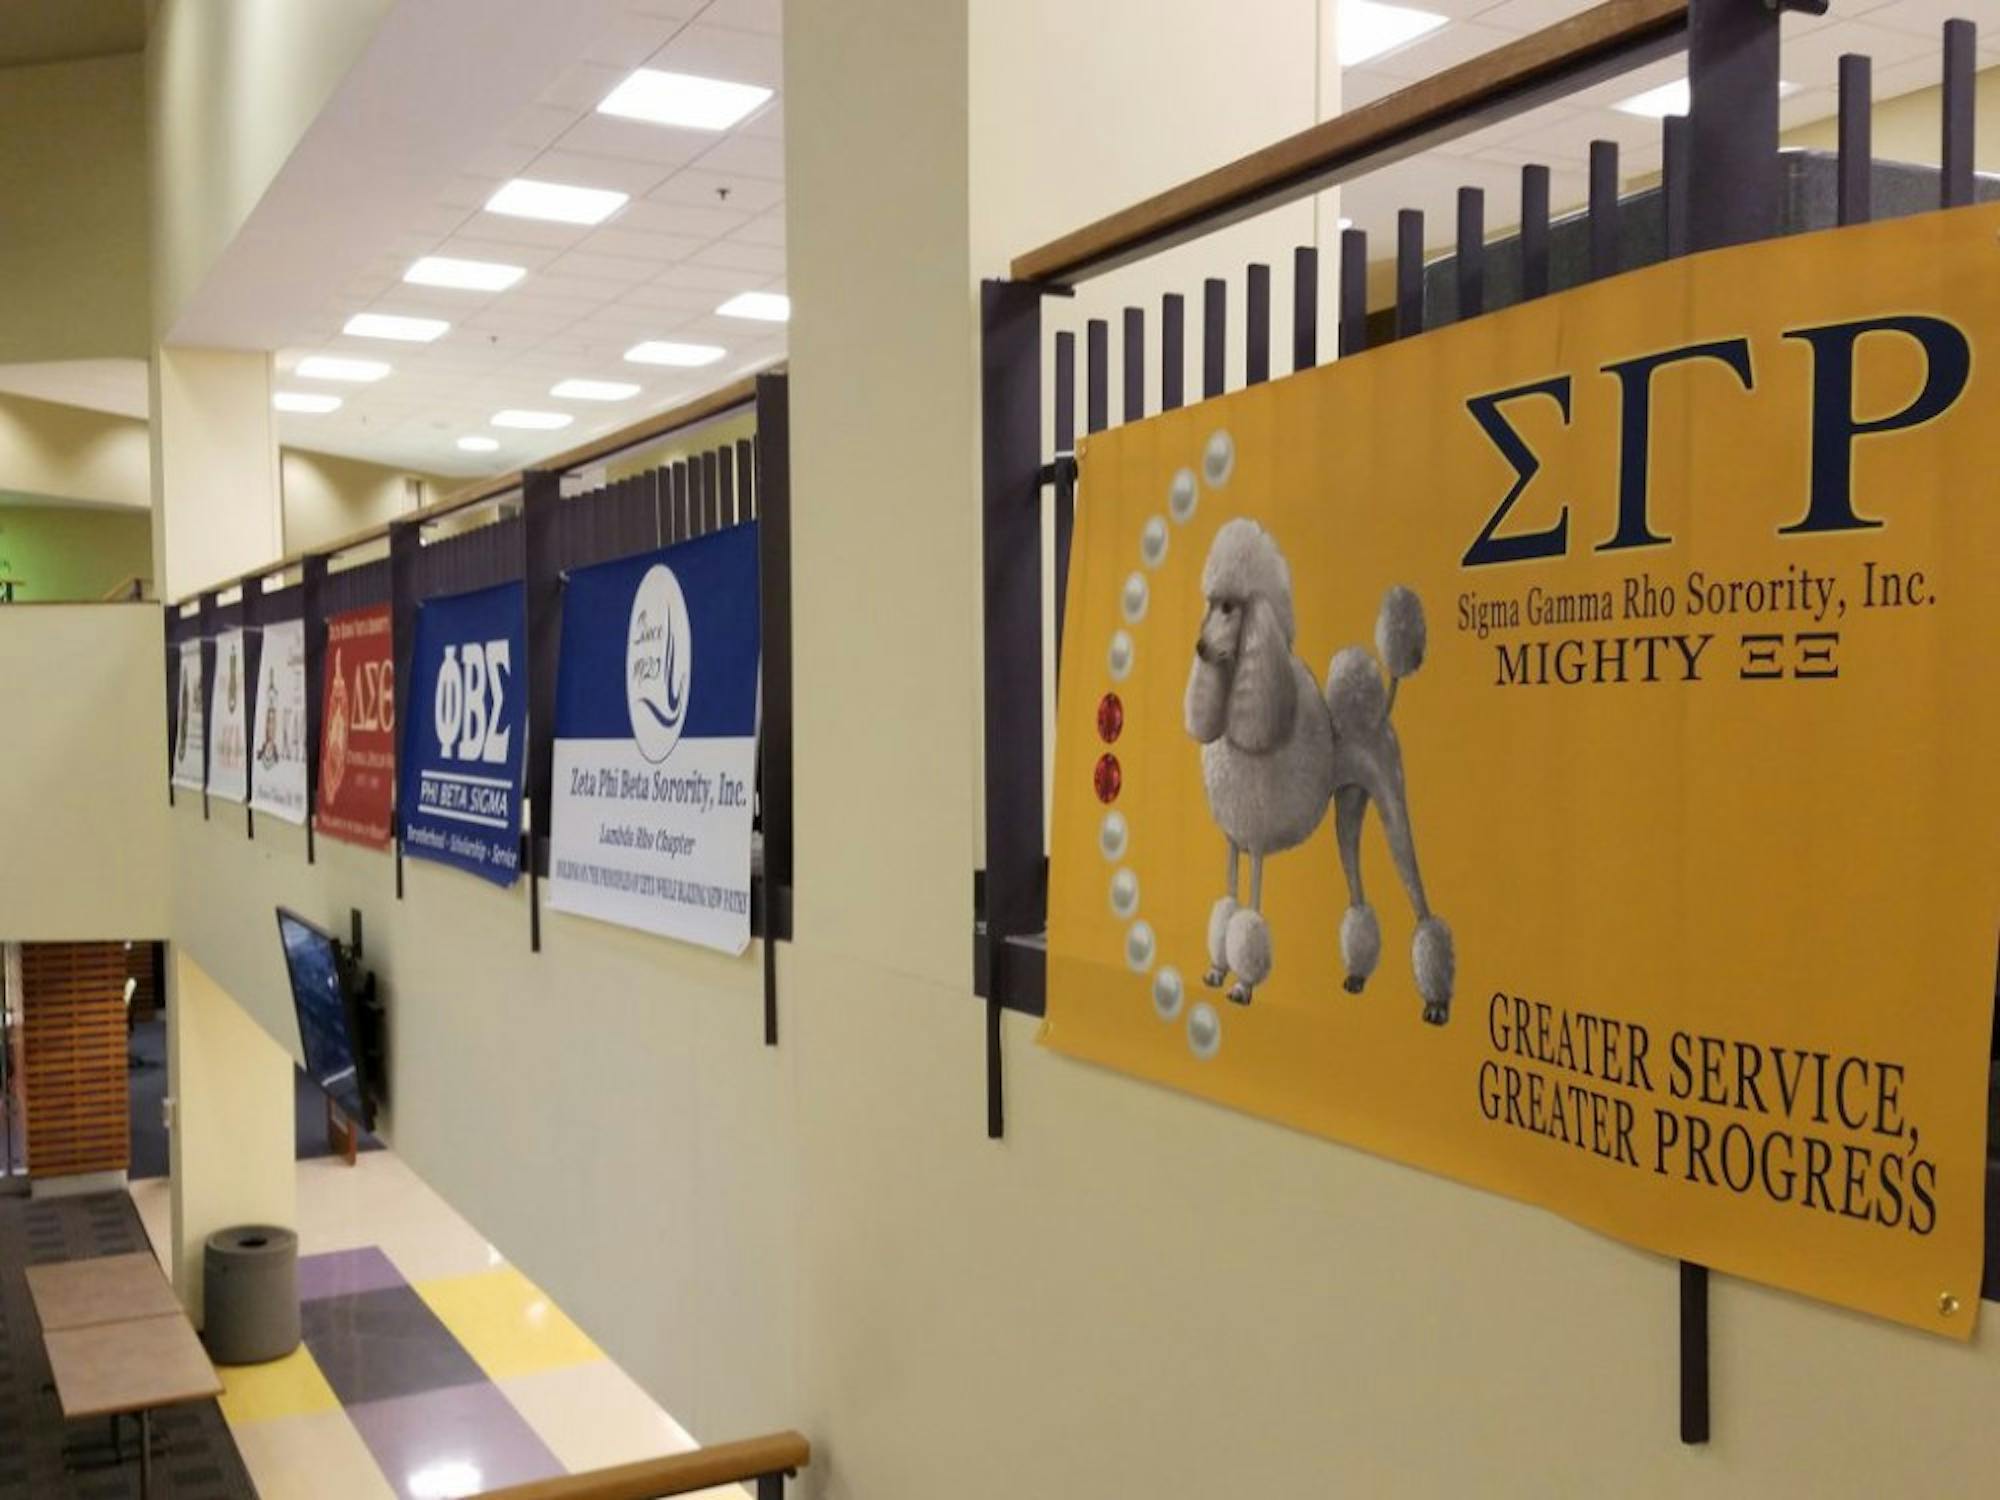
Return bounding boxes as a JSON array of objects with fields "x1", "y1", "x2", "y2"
[{"x1": 275, "y1": 907, "x2": 378, "y2": 1133}]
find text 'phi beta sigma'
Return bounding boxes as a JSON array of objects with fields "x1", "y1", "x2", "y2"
[
  {"x1": 1458, "y1": 314, "x2": 1967, "y2": 688},
  {"x1": 433, "y1": 640, "x2": 514, "y2": 765}
]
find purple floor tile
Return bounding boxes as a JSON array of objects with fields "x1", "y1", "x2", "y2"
[
  {"x1": 297, "y1": 1246, "x2": 406, "y2": 1302},
  {"x1": 348, "y1": 1382, "x2": 564, "y2": 1499}
]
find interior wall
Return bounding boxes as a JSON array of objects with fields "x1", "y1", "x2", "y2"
[
  {"x1": 0, "y1": 53, "x2": 148, "y2": 363},
  {"x1": 0, "y1": 502, "x2": 152, "y2": 600},
  {"x1": 279, "y1": 448, "x2": 443, "y2": 555},
  {"x1": 166, "y1": 947, "x2": 297, "y2": 1325},
  {"x1": 1785, "y1": 63, "x2": 2000, "y2": 169},
  {"x1": 0, "y1": 392, "x2": 152, "y2": 511},
  {"x1": 0, "y1": 605, "x2": 168, "y2": 941},
  {"x1": 147, "y1": 0, "x2": 396, "y2": 337},
  {"x1": 142, "y1": 6, "x2": 2000, "y2": 1500}
]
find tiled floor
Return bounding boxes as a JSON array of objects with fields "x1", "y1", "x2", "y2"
[{"x1": 132, "y1": 1153, "x2": 734, "y2": 1500}]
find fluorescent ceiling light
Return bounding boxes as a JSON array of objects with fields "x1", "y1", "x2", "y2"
[
  {"x1": 716, "y1": 291, "x2": 790, "y2": 323},
  {"x1": 485, "y1": 178, "x2": 628, "y2": 225},
  {"x1": 1339, "y1": 0, "x2": 1447, "y2": 68},
  {"x1": 1614, "y1": 77, "x2": 1800, "y2": 118},
  {"x1": 343, "y1": 312, "x2": 450, "y2": 342},
  {"x1": 273, "y1": 392, "x2": 341, "y2": 414},
  {"x1": 598, "y1": 68, "x2": 774, "y2": 131},
  {"x1": 295, "y1": 355, "x2": 391, "y2": 383},
  {"x1": 551, "y1": 378, "x2": 642, "y2": 401},
  {"x1": 491, "y1": 409, "x2": 574, "y2": 430},
  {"x1": 405, "y1": 255, "x2": 527, "y2": 292},
  {"x1": 624, "y1": 340, "x2": 726, "y2": 368},
  {"x1": 457, "y1": 435, "x2": 501, "y2": 452}
]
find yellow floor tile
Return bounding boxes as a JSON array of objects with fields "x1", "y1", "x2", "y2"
[
  {"x1": 216, "y1": 1344, "x2": 341, "y2": 1425},
  {"x1": 414, "y1": 1264, "x2": 602, "y2": 1379}
]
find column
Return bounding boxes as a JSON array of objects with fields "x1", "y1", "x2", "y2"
[
  {"x1": 149, "y1": 345, "x2": 284, "y2": 604},
  {"x1": 166, "y1": 948, "x2": 295, "y2": 1325}
]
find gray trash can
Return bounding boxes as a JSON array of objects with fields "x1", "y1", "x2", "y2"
[{"x1": 202, "y1": 1225, "x2": 300, "y2": 1364}]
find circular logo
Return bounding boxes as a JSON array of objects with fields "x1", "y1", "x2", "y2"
[{"x1": 627, "y1": 564, "x2": 693, "y2": 763}]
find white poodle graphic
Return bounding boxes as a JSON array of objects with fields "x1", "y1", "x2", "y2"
[{"x1": 1184, "y1": 518, "x2": 1455, "y2": 1022}]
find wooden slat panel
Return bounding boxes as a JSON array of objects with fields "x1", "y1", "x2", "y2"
[{"x1": 19, "y1": 942, "x2": 131, "y2": 1179}]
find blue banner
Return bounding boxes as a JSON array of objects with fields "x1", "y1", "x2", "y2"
[
  {"x1": 549, "y1": 523, "x2": 761, "y2": 952},
  {"x1": 400, "y1": 580, "x2": 527, "y2": 887}
]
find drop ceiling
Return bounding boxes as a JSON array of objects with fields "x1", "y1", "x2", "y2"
[
  {"x1": 187, "y1": 0, "x2": 790, "y2": 480},
  {"x1": 6, "y1": 0, "x2": 1990, "y2": 482}
]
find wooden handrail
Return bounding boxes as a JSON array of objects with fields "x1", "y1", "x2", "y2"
[
  {"x1": 473, "y1": 1431, "x2": 810, "y2": 1500},
  {"x1": 98, "y1": 576, "x2": 148, "y2": 602},
  {"x1": 1011, "y1": 0, "x2": 1689, "y2": 285},
  {"x1": 171, "y1": 369, "x2": 774, "y2": 607}
]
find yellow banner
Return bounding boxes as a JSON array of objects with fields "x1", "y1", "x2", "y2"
[{"x1": 1047, "y1": 205, "x2": 2000, "y2": 1336}]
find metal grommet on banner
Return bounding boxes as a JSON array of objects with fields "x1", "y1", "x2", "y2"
[{"x1": 1938, "y1": 1293, "x2": 1960, "y2": 1318}]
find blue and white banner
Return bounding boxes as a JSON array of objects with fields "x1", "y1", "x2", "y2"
[
  {"x1": 549, "y1": 524, "x2": 761, "y2": 954},
  {"x1": 400, "y1": 581, "x2": 526, "y2": 886}
]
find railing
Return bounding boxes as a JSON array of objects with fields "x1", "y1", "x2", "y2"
[
  {"x1": 163, "y1": 368, "x2": 795, "y2": 1038},
  {"x1": 976, "y1": 0, "x2": 1988, "y2": 1449},
  {"x1": 473, "y1": 1431, "x2": 810, "y2": 1500},
  {"x1": 99, "y1": 576, "x2": 149, "y2": 602}
]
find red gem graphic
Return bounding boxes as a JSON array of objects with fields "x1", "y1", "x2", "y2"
[
  {"x1": 1094, "y1": 753, "x2": 1122, "y2": 804},
  {"x1": 1097, "y1": 692, "x2": 1124, "y2": 744}
]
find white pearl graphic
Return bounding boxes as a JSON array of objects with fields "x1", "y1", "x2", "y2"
[
  {"x1": 1120, "y1": 571, "x2": 1149, "y2": 624},
  {"x1": 1125, "y1": 920, "x2": 1156, "y2": 973},
  {"x1": 1169, "y1": 467, "x2": 1198, "y2": 523},
  {"x1": 1099, "y1": 810, "x2": 1128, "y2": 861},
  {"x1": 1139, "y1": 516, "x2": 1169, "y2": 568},
  {"x1": 1203, "y1": 429, "x2": 1235, "y2": 488},
  {"x1": 1107, "y1": 630, "x2": 1134, "y2": 681},
  {"x1": 1153, "y1": 966, "x2": 1184, "y2": 1021},
  {"x1": 1109, "y1": 867, "x2": 1139, "y2": 918},
  {"x1": 1188, "y1": 1001, "x2": 1222, "y2": 1059}
]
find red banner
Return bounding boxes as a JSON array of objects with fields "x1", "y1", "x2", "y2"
[{"x1": 314, "y1": 604, "x2": 396, "y2": 849}]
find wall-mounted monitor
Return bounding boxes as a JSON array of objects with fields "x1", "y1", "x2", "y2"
[{"x1": 275, "y1": 907, "x2": 378, "y2": 1133}]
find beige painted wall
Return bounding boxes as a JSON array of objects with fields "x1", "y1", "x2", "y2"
[
  {"x1": 0, "y1": 392, "x2": 152, "y2": 510},
  {"x1": 280, "y1": 447, "x2": 442, "y2": 554},
  {"x1": 147, "y1": 0, "x2": 394, "y2": 336},
  {"x1": 166, "y1": 947, "x2": 296, "y2": 1326},
  {"x1": 149, "y1": 345, "x2": 283, "y2": 600},
  {"x1": 142, "y1": 5, "x2": 2000, "y2": 1500},
  {"x1": 0, "y1": 53, "x2": 148, "y2": 362},
  {"x1": 1787, "y1": 65, "x2": 2000, "y2": 170},
  {"x1": 0, "y1": 605, "x2": 168, "y2": 941}
]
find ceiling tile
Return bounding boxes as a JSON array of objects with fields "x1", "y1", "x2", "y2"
[
  {"x1": 698, "y1": 0, "x2": 781, "y2": 36},
  {"x1": 694, "y1": 133, "x2": 784, "y2": 181},
  {"x1": 652, "y1": 263, "x2": 755, "y2": 292},
  {"x1": 504, "y1": 103, "x2": 579, "y2": 151},
  {"x1": 583, "y1": 226, "x2": 711, "y2": 261},
  {"x1": 556, "y1": 112, "x2": 717, "y2": 166},
  {"x1": 582, "y1": 10, "x2": 694, "y2": 68},
  {"x1": 540, "y1": 60, "x2": 632, "y2": 112},
  {"x1": 526, "y1": 148, "x2": 676, "y2": 196},
  {"x1": 652, "y1": 21, "x2": 782, "y2": 88},
  {"x1": 645, "y1": 168, "x2": 784, "y2": 212},
  {"x1": 616, "y1": 198, "x2": 750, "y2": 237},
  {"x1": 546, "y1": 250, "x2": 665, "y2": 283},
  {"x1": 689, "y1": 239, "x2": 784, "y2": 275},
  {"x1": 731, "y1": 211, "x2": 784, "y2": 248}
]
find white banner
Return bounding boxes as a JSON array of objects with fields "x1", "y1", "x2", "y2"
[
  {"x1": 170, "y1": 639, "x2": 206, "y2": 791},
  {"x1": 207, "y1": 628, "x2": 249, "y2": 803},
  {"x1": 250, "y1": 619, "x2": 309, "y2": 824},
  {"x1": 549, "y1": 736, "x2": 759, "y2": 953}
]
